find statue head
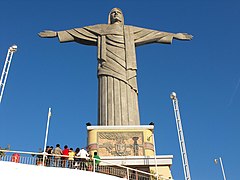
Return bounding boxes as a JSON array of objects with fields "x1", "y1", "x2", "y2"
[{"x1": 108, "y1": 8, "x2": 124, "y2": 25}]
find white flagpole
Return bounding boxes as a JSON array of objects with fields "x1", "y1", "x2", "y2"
[
  {"x1": 219, "y1": 157, "x2": 227, "y2": 180},
  {"x1": 42, "y1": 108, "x2": 52, "y2": 166},
  {"x1": 214, "y1": 157, "x2": 227, "y2": 180}
]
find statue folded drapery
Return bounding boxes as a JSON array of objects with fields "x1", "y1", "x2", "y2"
[{"x1": 39, "y1": 8, "x2": 192, "y2": 126}]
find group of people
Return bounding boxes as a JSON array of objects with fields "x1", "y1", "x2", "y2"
[{"x1": 38, "y1": 144, "x2": 100, "y2": 171}]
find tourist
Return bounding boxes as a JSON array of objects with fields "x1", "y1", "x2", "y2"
[
  {"x1": 74, "y1": 147, "x2": 80, "y2": 169},
  {"x1": 52, "y1": 144, "x2": 62, "y2": 167},
  {"x1": 86, "y1": 154, "x2": 93, "y2": 171},
  {"x1": 77, "y1": 147, "x2": 89, "y2": 170},
  {"x1": 68, "y1": 148, "x2": 75, "y2": 168},
  {"x1": 93, "y1": 152, "x2": 101, "y2": 172},
  {"x1": 62, "y1": 145, "x2": 69, "y2": 168},
  {"x1": 46, "y1": 146, "x2": 53, "y2": 166}
]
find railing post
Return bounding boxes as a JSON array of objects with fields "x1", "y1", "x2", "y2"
[
  {"x1": 127, "y1": 168, "x2": 130, "y2": 180},
  {"x1": 93, "y1": 157, "x2": 96, "y2": 172}
]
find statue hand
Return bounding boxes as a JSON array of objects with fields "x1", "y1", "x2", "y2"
[
  {"x1": 175, "y1": 33, "x2": 193, "y2": 40},
  {"x1": 38, "y1": 30, "x2": 57, "y2": 38}
]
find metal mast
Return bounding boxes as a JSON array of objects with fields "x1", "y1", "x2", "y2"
[
  {"x1": 214, "y1": 157, "x2": 227, "y2": 180},
  {"x1": 170, "y1": 92, "x2": 191, "y2": 180},
  {"x1": 0, "y1": 45, "x2": 17, "y2": 103}
]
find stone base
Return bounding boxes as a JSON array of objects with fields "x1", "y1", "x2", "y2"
[{"x1": 86, "y1": 125, "x2": 173, "y2": 179}]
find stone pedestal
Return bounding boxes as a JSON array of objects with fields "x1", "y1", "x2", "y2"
[
  {"x1": 86, "y1": 125, "x2": 173, "y2": 179},
  {"x1": 87, "y1": 125, "x2": 155, "y2": 157}
]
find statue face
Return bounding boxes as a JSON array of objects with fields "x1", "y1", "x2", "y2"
[{"x1": 110, "y1": 8, "x2": 123, "y2": 24}]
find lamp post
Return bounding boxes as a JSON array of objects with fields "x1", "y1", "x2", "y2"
[
  {"x1": 170, "y1": 92, "x2": 191, "y2": 180},
  {"x1": 0, "y1": 45, "x2": 17, "y2": 103},
  {"x1": 214, "y1": 157, "x2": 227, "y2": 180}
]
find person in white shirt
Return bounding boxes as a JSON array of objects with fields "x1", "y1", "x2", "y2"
[{"x1": 76, "y1": 147, "x2": 89, "y2": 170}]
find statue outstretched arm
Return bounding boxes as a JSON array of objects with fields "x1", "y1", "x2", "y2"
[
  {"x1": 132, "y1": 26, "x2": 193, "y2": 46},
  {"x1": 156, "y1": 32, "x2": 193, "y2": 44},
  {"x1": 38, "y1": 27, "x2": 98, "y2": 44},
  {"x1": 38, "y1": 30, "x2": 75, "y2": 42},
  {"x1": 173, "y1": 33, "x2": 193, "y2": 40},
  {"x1": 38, "y1": 30, "x2": 57, "y2": 38}
]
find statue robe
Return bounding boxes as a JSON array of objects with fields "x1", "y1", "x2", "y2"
[{"x1": 57, "y1": 24, "x2": 174, "y2": 126}]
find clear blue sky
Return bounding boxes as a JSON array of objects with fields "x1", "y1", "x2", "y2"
[{"x1": 1, "y1": 0, "x2": 239, "y2": 179}]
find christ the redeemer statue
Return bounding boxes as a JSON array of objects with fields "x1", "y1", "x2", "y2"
[{"x1": 39, "y1": 8, "x2": 192, "y2": 126}]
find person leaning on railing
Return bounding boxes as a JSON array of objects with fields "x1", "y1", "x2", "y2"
[
  {"x1": 61, "y1": 145, "x2": 69, "y2": 168},
  {"x1": 53, "y1": 144, "x2": 62, "y2": 167},
  {"x1": 76, "y1": 147, "x2": 89, "y2": 170},
  {"x1": 46, "y1": 146, "x2": 53, "y2": 166},
  {"x1": 68, "y1": 148, "x2": 75, "y2": 168},
  {"x1": 93, "y1": 152, "x2": 101, "y2": 172},
  {"x1": 74, "y1": 147, "x2": 80, "y2": 169},
  {"x1": 86, "y1": 154, "x2": 94, "y2": 171}
]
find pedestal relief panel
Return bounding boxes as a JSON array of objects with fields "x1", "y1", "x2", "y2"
[{"x1": 98, "y1": 131, "x2": 144, "y2": 156}]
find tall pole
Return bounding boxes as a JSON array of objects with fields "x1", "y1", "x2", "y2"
[
  {"x1": 170, "y1": 92, "x2": 191, "y2": 180},
  {"x1": 42, "y1": 108, "x2": 52, "y2": 166},
  {"x1": 0, "y1": 45, "x2": 17, "y2": 103},
  {"x1": 219, "y1": 157, "x2": 227, "y2": 180},
  {"x1": 215, "y1": 157, "x2": 227, "y2": 180}
]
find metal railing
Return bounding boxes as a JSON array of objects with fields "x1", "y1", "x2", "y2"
[{"x1": 0, "y1": 150, "x2": 172, "y2": 180}]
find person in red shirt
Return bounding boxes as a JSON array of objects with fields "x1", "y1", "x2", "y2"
[{"x1": 61, "y1": 145, "x2": 69, "y2": 168}]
